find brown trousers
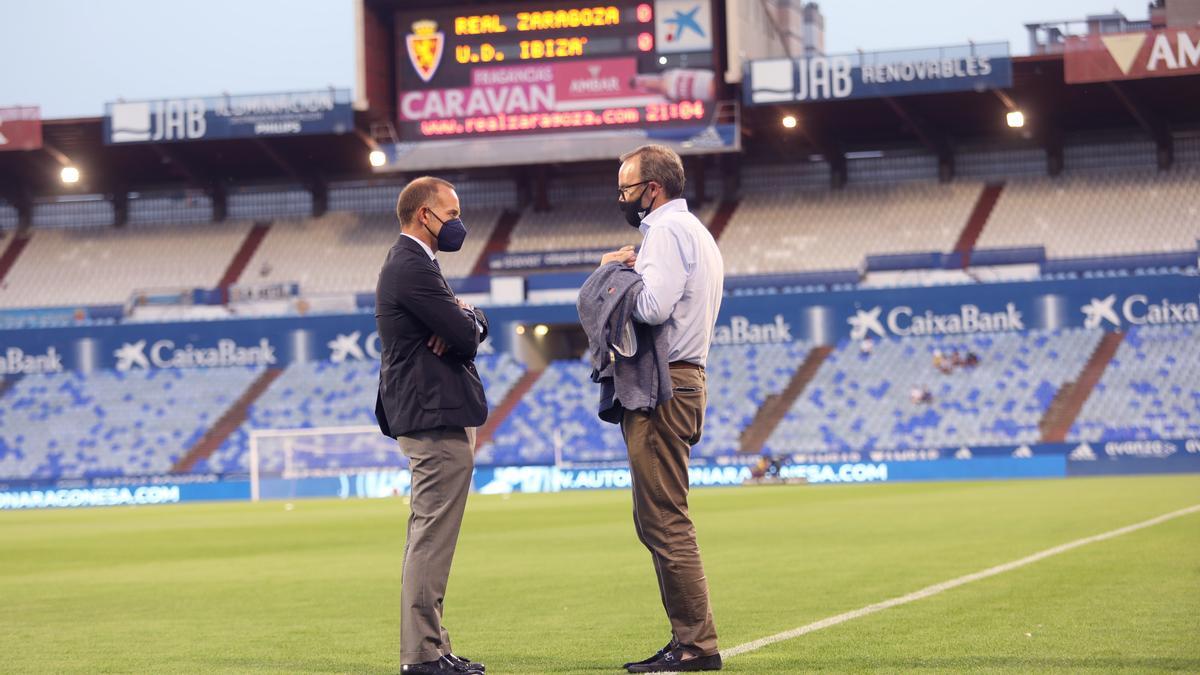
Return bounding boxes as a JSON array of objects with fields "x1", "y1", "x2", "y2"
[
  {"x1": 621, "y1": 367, "x2": 719, "y2": 656},
  {"x1": 397, "y1": 426, "x2": 476, "y2": 664}
]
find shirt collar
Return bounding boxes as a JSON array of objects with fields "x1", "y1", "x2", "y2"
[
  {"x1": 639, "y1": 198, "x2": 688, "y2": 235},
  {"x1": 401, "y1": 233, "x2": 436, "y2": 261}
]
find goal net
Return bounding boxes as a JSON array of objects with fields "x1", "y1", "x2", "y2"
[{"x1": 247, "y1": 425, "x2": 408, "y2": 502}]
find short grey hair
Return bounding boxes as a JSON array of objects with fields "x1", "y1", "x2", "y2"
[{"x1": 620, "y1": 144, "x2": 685, "y2": 199}]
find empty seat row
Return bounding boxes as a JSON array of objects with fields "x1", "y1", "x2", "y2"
[
  {"x1": 720, "y1": 182, "x2": 982, "y2": 276},
  {"x1": 1070, "y1": 324, "x2": 1200, "y2": 442}
]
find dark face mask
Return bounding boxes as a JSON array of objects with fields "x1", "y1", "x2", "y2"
[
  {"x1": 424, "y1": 208, "x2": 467, "y2": 252},
  {"x1": 619, "y1": 183, "x2": 651, "y2": 229}
]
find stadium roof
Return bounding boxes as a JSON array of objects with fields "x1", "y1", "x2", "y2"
[
  {"x1": 1, "y1": 52, "x2": 1196, "y2": 219},
  {"x1": 742, "y1": 55, "x2": 1196, "y2": 179}
]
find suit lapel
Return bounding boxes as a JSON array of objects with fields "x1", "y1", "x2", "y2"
[
  {"x1": 395, "y1": 234, "x2": 430, "y2": 260},
  {"x1": 395, "y1": 235, "x2": 452, "y2": 292}
]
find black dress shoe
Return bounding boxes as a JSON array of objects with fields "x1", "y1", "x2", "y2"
[
  {"x1": 623, "y1": 639, "x2": 677, "y2": 669},
  {"x1": 401, "y1": 655, "x2": 483, "y2": 674},
  {"x1": 626, "y1": 647, "x2": 722, "y2": 673},
  {"x1": 445, "y1": 653, "x2": 485, "y2": 671}
]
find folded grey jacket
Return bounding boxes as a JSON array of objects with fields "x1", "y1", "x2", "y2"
[{"x1": 577, "y1": 262, "x2": 673, "y2": 424}]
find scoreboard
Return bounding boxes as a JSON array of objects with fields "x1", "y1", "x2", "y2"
[
  {"x1": 434, "y1": 5, "x2": 653, "y2": 66},
  {"x1": 383, "y1": 0, "x2": 736, "y2": 171}
]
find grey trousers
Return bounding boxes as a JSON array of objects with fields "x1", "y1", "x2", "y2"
[{"x1": 398, "y1": 426, "x2": 476, "y2": 664}]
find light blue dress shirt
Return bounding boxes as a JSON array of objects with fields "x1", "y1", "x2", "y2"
[{"x1": 633, "y1": 198, "x2": 724, "y2": 368}]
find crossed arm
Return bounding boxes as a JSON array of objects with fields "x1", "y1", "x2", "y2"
[{"x1": 394, "y1": 263, "x2": 488, "y2": 359}]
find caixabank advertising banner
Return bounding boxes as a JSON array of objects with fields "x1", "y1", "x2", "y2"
[{"x1": 2, "y1": 274, "x2": 1198, "y2": 375}]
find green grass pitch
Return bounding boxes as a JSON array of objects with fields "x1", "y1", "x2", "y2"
[{"x1": 2, "y1": 475, "x2": 1198, "y2": 673}]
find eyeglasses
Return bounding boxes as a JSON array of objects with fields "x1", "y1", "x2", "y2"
[{"x1": 617, "y1": 180, "x2": 650, "y2": 201}]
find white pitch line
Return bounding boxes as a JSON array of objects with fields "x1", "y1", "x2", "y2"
[{"x1": 722, "y1": 503, "x2": 1200, "y2": 660}]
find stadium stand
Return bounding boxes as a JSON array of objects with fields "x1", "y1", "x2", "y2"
[
  {"x1": 237, "y1": 208, "x2": 503, "y2": 292},
  {"x1": 506, "y1": 198, "x2": 718, "y2": 253},
  {"x1": 764, "y1": 328, "x2": 1104, "y2": 454},
  {"x1": 241, "y1": 207, "x2": 504, "y2": 291},
  {"x1": 478, "y1": 358, "x2": 626, "y2": 465},
  {"x1": 1069, "y1": 324, "x2": 1200, "y2": 442},
  {"x1": 719, "y1": 182, "x2": 982, "y2": 275},
  {"x1": 327, "y1": 178, "x2": 519, "y2": 216},
  {"x1": 3, "y1": 164, "x2": 1197, "y2": 311},
  {"x1": 200, "y1": 352, "x2": 526, "y2": 473},
  {"x1": 505, "y1": 200, "x2": 642, "y2": 253},
  {"x1": 0, "y1": 367, "x2": 262, "y2": 479},
  {"x1": 0, "y1": 153, "x2": 1196, "y2": 481},
  {"x1": 0, "y1": 353, "x2": 525, "y2": 480},
  {"x1": 1, "y1": 322, "x2": 1194, "y2": 480},
  {"x1": 476, "y1": 352, "x2": 528, "y2": 408},
  {"x1": 0, "y1": 221, "x2": 252, "y2": 308},
  {"x1": 228, "y1": 188, "x2": 312, "y2": 221},
  {"x1": 977, "y1": 165, "x2": 1200, "y2": 258},
  {"x1": 479, "y1": 341, "x2": 812, "y2": 465},
  {"x1": 694, "y1": 341, "x2": 813, "y2": 457}
]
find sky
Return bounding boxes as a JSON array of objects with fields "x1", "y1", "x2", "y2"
[{"x1": 3, "y1": 0, "x2": 1149, "y2": 119}]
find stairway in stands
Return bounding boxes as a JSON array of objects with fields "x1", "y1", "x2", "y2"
[
  {"x1": 219, "y1": 220, "x2": 272, "y2": 292},
  {"x1": 707, "y1": 198, "x2": 740, "y2": 241},
  {"x1": 471, "y1": 209, "x2": 523, "y2": 276},
  {"x1": 0, "y1": 225, "x2": 33, "y2": 286},
  {"x1": 953, "y1": 183, "x2": 1005, "y2": 268},
  {"x1": 738, "y1": 345, "x2": 834, "y2": 453},
  {"x1": 172, "y1": 368, "x2": 285, "y2": 472},
  {"x1": 1038, "y1": 332, "x2": 1125, "y2": 442},
  {"x1": 0, "y1": 373, "x2": 21, "y2": 401},
  {"x1": 474, "y1": 367, "x2": 544, "y2": 450}
]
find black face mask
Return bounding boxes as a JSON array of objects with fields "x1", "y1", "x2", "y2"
[{"x1": 619, "y1": 184, "x2": 651, "y2": 228}]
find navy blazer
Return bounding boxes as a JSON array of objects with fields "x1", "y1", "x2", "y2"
[{"x1": 374, "y1": 236, "x2": 489, "y2": 438}]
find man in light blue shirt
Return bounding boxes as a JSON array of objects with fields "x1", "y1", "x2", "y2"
[{"x1": 601, "y1": 144, "x2": 724, "y2": 673}]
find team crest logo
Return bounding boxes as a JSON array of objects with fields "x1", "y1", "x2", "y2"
[{"x1": 406, "y1": 20, "x2": 444, "y2": 83}]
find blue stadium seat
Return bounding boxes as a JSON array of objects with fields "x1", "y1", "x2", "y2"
[
  {"x1": 200, "y1": 352, "x2": 526, "y2": 474},
  {"x1": 765, "y1": 329, "x2": 1103, "y2": 454},
  {"x1": 0, "y1": 367, "x2": 262, "y2": 479},
  {"x1": 1069, "y1": 324, "x2": 1200, "y2": 442},
  {"x1": 478, "y1": 342, "x2": 811, "y2": 465}
]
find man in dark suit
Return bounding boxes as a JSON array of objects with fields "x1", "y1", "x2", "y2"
[{"x1": 375, "y1": 176, "x2": 489, "y2": 675}]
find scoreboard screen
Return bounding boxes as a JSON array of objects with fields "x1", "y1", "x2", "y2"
[{"x1": 382, "y1": 0, "x2": 736, "y2": 171}]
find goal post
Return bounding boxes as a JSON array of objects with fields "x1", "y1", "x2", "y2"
[
  {"x1": 245, "y1": 425, "x2": 634, "y2": 502},
  {"x1": 247, "y1": 425, "x2": 405, "y2": 502}
]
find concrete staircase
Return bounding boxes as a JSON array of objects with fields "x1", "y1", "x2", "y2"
[
  {"x1": 1039, "y1": 332, "x2": 1125, "y2": 442},
  {"x1": 474, "y1": 367, "x2": 544, "y2": 450},
  {"x1": 738, "y1": 345, "x2": 834, "y2": 453},
  {"x1": 954, "y1": 182, "x2": 1004, "y2": 268},
  {"x1": 0, "y1": 373, "x2": 21, "y2": 401},
  {"x1": 707, "y1": 198, "x2": 740, "y2": 242},
  {"x1": 471, "y1": 209, "x2": 522, "y2": 277},
  {"x1": 219, "y1": 220, "x2": 272, "y2": 292},
  {"x1": 0, "y1": 225, "x2": 33, "y2": 286},
  {"x1": 172, "y1": 368, "x2": 285, "y2": 472}
]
